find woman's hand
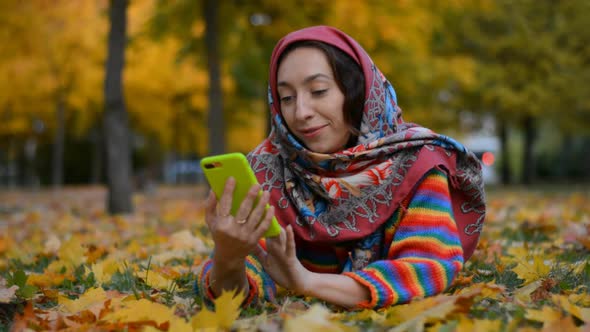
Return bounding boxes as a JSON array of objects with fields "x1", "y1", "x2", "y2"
[
  {"x1": 205, "y1": 177, "x2": 275, "y2": 296},
  {"x1": 254, "y1": 224, "x2": 312, "y2": 295},
  {"x1": 255, "y1": 225, "x2": 371, "y2": 309}
]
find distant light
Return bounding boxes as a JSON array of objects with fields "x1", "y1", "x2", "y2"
[
  {"x1": 250, "y1": 13, "x2": 271, "y2": 26},
  {"x1": 482, "y1": 152, "x2": 495, "y2": 166}
]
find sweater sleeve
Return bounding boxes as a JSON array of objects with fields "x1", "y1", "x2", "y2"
[
  {"x1": 195, "y1": 242, "x2": 277, "y2": 308},
  {"x1": 343, "y1": 169, "x2": 464, "y2": 309}
]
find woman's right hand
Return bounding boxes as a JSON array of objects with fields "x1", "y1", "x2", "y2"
[{"x1": 204, "y1": 177, "x2": 275, "y2": 266}]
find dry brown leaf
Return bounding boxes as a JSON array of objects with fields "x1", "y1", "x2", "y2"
[{"x1": 530, "y1": 278, "x2": 557, "y2": 303}]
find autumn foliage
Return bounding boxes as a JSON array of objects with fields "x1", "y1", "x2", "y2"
[{"x1": 0, "y1": 185, "x2": 589, "y2": 331}]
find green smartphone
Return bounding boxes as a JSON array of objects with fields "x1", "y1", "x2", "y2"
[{"x1": 200, "y1": 152, "x2": 282, "y2": 238}]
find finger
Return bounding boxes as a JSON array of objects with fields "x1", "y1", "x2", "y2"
[
  {"x1": 266, "y1": 224, "x2": 283, "y2": 253},
  {"x1": 218, "y1": 177, "x2": 235, "y2": 217},
  {"x1": 235, "y1": 184, "x2": 261, "y2": 222},
  {"x1": 253, "y1": 205, "x2": 274, "y2": 238},
  {"x1": 278, "y1": 224, "x2": 287, "y2": 248},
  {"x1": 286, "y1": 225, "x2": 296, "y2": 258},
  {"x1": 204, "y1": 190, "x2": 217, "y2": 227},
  {"x1": 248, "y1": 191, "x2": 270, "y2": 228}
]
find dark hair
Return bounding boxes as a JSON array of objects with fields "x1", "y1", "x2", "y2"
[{"x1": 277, "y1": 41, "x2": 365, "y2": 147}]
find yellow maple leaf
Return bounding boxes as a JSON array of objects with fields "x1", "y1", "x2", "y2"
[
  {"x1": 192, "y1": 289, "x2": 244, "y2": 330},
  {"x1": 552, "y1": 294, "x2": 590, "y2": 323},
  {"x1": 345, "y1": 308, "x2": 386, "y2": 325},
  {"x1": 27, "y1": 272, "x2": 68, "y2": 288},
  {"x1": 144, "y1": 269, "x2": 175, "y2": 290},
  {"x1": 283, "y1": 304, "x2": 356, "y2": 332},
  {"x1": 58, "y1": 287, "x2": 107, "y2": 313},
  {"x1": 386, "y1": 284, "x2": 492, "y2": 330},
  {"x1": 512, "y1": 255, "x2": 551, "y2": 285},
  {"x1": 568, "y1": 288, "x2": 590, "y2": 306},
  {"x1": 455, "y1": 317, "x2": 503, "y2": 332},
  {"x1": 58, "y1": 236, "x2": 87, "y2": 267},
  {"x1": 88, "y1": 258, "x2": 120, "y2": 285},
  {"x1": 541, "y1": 316, "x2": 580, "y2": 332},
  {"x1": 103, "y1": 298, "x2": 186, "y2": 329},
  {"x1": 45, "y1": 236, "x2": 87, "y2": 274},
  {"x1": 525, "y1": 305, "x2": 563, "y2": 324}
]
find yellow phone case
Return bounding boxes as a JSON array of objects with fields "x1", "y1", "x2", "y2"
[{"x1": 200, "y1": 153, "x2": 282, "y2": 238}]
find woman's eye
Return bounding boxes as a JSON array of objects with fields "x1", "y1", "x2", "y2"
[
  {"x1": 312, "y1": 89, "x2": 328, "y2": 96},
  {"x1": 280, "y1": 96, "x2": 294, "y2": 104}
]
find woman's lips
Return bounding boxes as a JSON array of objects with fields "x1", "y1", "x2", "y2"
[{"x1": 299, "y1": 124, "x2": 327, "y2": 138}]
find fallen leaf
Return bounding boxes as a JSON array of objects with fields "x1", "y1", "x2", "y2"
[
  {"x1": 0, "y1": 284, "x2": 18, "y2": 303},
  {"x1": 455, "y1": 316, "x2": 504, "y2": 332},
  {"x1": 384, "y1": 295, "x2": 458, "y2": 330},
  {"x1": 552, "y1": 294, "x2": 590, "y2": 323},
  {"x1": 525, "y1": 306, "x2": 563, "y2": 324},
  {"x1": 568, "y1": 287, "x2": 590, "y2": 306},
  {"x1": 541, "y1": 315, "x2": 580, "y2": 332},
  {"x1": 43, "y1": 234, "x2": 61, "y2": 255},
  {"x1": 58, "y1": 287, "x2": 108, "y2": 313},
  {"x1": 88, "y1": 258, "x2": 120, "y2": 285},
  {"x1": 512, "y1": 255, "x2": 551, "y2": 285},
  {"x1": 58, "y1": 236, "x2": 87, "y2": 267},
  {"x1": 27, "y1": 272, "x2": 69, "y2": 288},
  {"x1": 530, "y1": 278, "x2": 557, "y2": 303},
  {"x1": 514, "y1": 279, "x2": 543, "y2": 303},
  {"x1": 168, "y1": 229, "x2": 207, "y2": 252},
  {"x1": 283, "y1": 304, "x2": 356, "y2": 332},
  {"x1": 103, "y1": 297, "x2": 190, "y2": 331},
  {"x1": 192, "y1": 289, "x2": 244, "y2": 330},
  {"x1": 345, "y1": 308, "x2": 386, "y2": 325},
  {"x1": 0, "y1": 235, "x2": 8, "y2": 254},
  {"x1": 10, "y1": 301, "x2": 35, "y2": 331},
  {"x1": 144, "y1": 269, "x2": 176, "y2": 290}
]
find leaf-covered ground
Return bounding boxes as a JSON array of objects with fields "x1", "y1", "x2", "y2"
[{"x1": 0, "y1": 184, "x2": 589, "y2": 331}]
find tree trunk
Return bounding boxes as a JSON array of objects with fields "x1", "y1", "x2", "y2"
[
  {"x1": 521, "y1": 115, "x2": 536, "y2": 185},
  {"x1": 52, "y1": 96, "x2": 65, "y2": 188},
  {"x1": 103, "y1": 0, "x2": 133, "y2": 214},
  {"x1": 498, "y1": 120, "x2": 511, "y2": 184},
  {"x1": 90, "y1": 126, "x2": 102, "y2": 185},
  {"x1": 204, "y1": 0, "x2": 225, "y2": 155}
]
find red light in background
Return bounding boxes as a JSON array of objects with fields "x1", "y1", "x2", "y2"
[{"x1": 482, "y1": 152, "x2": 495, "y2": 166}]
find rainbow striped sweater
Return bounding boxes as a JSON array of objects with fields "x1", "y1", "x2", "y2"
[{"x1": 195, "y1": 168, "x2": 464, "y2": 309}]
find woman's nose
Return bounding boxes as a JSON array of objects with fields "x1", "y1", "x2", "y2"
[{"x1": 295, "y1": 95, "x2": 314, "y2": 120}]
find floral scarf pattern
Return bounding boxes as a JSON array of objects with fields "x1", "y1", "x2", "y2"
[{"x1": 247, "y1": 26, "x2": 485, "y2": 260}]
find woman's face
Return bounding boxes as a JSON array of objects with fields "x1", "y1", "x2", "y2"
[{"x1": 276, "y1": 47, "x2": 350, "y2": 154}]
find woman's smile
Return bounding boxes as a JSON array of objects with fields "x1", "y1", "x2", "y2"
[{"x1": 299, "y1": 124, "x2": 328, "y2": 138}]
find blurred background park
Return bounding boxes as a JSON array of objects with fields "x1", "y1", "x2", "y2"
[{"x1": 1, "y1": 0, "x2": 589, "y2": 212}]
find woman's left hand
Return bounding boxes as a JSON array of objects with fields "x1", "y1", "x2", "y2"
[{"x1": 253, "y1": 225, "x2": 312, "y2": 295}]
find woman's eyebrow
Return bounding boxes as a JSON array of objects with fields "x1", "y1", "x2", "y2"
[{"x1": 278, "y1": 73, "x2": 332, "y2": 87}]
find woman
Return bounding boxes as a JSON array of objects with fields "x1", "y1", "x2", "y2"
[{"x1": 196, "y1": 25, "x2": 485, "y2": 310}]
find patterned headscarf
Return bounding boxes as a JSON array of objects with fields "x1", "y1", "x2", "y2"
[{"x1": 248, "y1": 26, "x2": 485, "y2": 260}]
